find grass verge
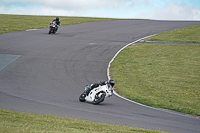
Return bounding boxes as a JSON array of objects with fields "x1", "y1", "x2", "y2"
[
  {"x1": 110, "y1": 43, "x2": 200, "y2": 116},
  {"x1": 144, "y1": 25, "x2": 200, "y2": 43},
  {"x1": 0, "y1": 14, "x2": 117, "y2": 34},
  {"x1": 0, "y1": 110, "x2": 167, "y2": 133}
]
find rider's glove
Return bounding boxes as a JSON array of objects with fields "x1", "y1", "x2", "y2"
[
  {"x1": 99, "y1": 81, "x2": 106, "y2": 86},
  {"x1": 99, "y1": 82, "x2": 103, "y2": 86}
]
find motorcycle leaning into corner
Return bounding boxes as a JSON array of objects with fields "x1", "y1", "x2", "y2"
[
  {"x1": 79, "y1": 81, "x2": 114, "y2": 105},
  {"x1": 49, "y1": 21, "x2": 58, "y2": 34}
]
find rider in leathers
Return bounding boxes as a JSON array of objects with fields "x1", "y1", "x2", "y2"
[
  {"x1": 85, "y1": 79, "x2": 115, "y2": 96},
  {"x1": 52, "y1": 17, "x2": 60, "y2": 31}
]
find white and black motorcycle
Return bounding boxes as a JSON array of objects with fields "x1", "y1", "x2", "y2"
[{"x1": 79, "y1": 84, "x2": 114, "y2": 105}]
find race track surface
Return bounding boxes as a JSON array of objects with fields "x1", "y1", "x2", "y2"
[{"x1": 0, "y1": 20, "x2": 200, "y2": 133}]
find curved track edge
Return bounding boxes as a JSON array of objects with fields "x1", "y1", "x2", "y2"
[{"x1": 107, "y1": 34, "x2": 199, "y2": 119}]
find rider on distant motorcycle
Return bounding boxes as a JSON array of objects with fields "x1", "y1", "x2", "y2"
[
  {"x1": 52, "y1": 17, "x2": 60, "y2": 31},
  {"x1": 85, "y1": 79, "x2": 115, "y2": 96}
]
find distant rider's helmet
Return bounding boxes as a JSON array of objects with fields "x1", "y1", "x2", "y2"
[
  {"x1": 56, "y1": 17, "x2": 59, "y2": 21},
  {"x1": 108, "y1": 79, "x2": 115, "y2": 87}
]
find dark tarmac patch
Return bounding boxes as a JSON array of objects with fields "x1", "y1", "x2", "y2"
[{"x1": 0, "y1": 54, "x2": 21, "y2": 71}]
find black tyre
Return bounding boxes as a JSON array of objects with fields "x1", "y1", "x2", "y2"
[
  {"x1": 52, "y1": 27, "x2": 56, "y2": 34},
  {"x1": 93, "y1": 93, "x2": 105, "y2": 105},
  {"x1": 49, "y1": 28, "x2": 52, "y2": 34},
  {"x1": 79, "y1": 92, "x2": 86, "y2": 102}
]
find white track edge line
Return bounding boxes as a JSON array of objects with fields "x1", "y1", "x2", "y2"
[
  {"x1": 25, "y1": 29, "x2": 39, "y2": 31},
  {"x1": 107, "y1": 34, "x2": 199, "y2": 119}
]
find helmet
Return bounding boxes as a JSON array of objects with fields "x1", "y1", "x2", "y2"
[
  {"x1": 56, "y1": 17, "x2": 59, "y2": 21},
  {"x1": 108, "y1": 79, "x2": 115, "y2": 87}
]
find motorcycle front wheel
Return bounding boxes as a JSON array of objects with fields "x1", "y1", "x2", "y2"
[
  {"x1": 49, "y1": 27, "x2": 52, "y2": 34},
  {"x1": 79, "y1": 92, "x2": 86, "y2": 102},
  {"x1": 53, "y1": 27, "x2": 56, "y2": 34},
  {"x1": 93, "y1": 93, "x2": 105, "y2": 105}
]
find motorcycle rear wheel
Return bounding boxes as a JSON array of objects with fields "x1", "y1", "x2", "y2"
[{"x1": 93, "y1": 93, "x2": 105, "y2": 105}]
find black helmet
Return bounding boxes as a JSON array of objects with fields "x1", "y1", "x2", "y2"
[
  {"x1": 108, "y1": 79, "x2": 115, "y2": 87},
  {"x1": 56, "y1": 17, "x2": 59, "y2": 21}
]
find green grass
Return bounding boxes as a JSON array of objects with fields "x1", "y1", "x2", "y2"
[
  {"x1": 0, "y1": 14, "x2": 117, "y2": 34},
  {"x1": 0, "y1": 110, "x2": 166, "y2": 133},
  {"x1": 144, "y1": 25, "x2": 200, "y2": 43},
  {"x1": 110, "y1": 44, "x2": 200, "y2": 116}
]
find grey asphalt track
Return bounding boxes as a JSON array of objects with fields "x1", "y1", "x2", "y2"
[{"x1": 0, "y1": 20, "x2": 200, "y2": 133}]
